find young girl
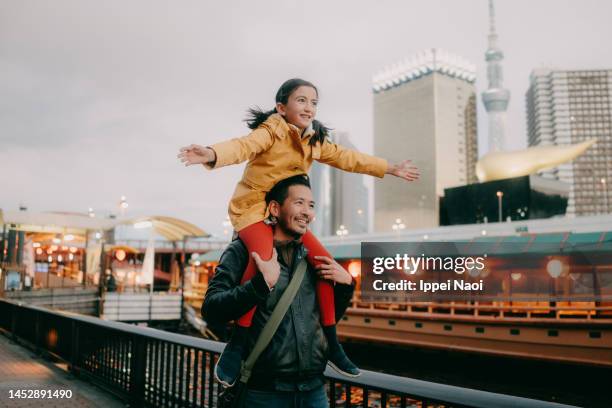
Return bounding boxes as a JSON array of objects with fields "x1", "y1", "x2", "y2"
[{"x1": 178, "y1": 78, "x2": 419, "y2": 385}]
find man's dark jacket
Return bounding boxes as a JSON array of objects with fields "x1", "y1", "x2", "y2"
[{"x1": 201, "y1": 238, "x2": 355, "y2": 390}]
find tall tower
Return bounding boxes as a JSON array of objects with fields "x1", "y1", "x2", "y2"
[
  {"x1": 373, "y1": 49, "x2": 478, "y2": 231},
  {"x1": 481, "y1": 0, "x2": 510, "y2": 152},
  {"x1": 526, "y1": 68, "x2": 612, "y2": 216}
]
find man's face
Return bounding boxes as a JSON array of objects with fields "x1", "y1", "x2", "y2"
[{"x1": 275, "y1": 185, "x2": 315, "y2": 238}]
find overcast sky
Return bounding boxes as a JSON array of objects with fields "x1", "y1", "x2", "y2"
[{"x1": 2, "y1": 0, "x2": 611, "y2": 236}]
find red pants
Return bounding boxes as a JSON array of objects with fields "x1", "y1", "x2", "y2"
[{"x1": 236, "y1": 221, "x2": 336, "y2": 327}]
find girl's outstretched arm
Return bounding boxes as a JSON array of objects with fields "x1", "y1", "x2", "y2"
[
  {"x1": 318, "y1": 142, "x2": 419, "y2": 181},
  {"x1": 178, "y1": 126, "x2": 275, "y2": 170},
  {"x1": 317, "y1": 141, "x2": 388, "y2": 177}
]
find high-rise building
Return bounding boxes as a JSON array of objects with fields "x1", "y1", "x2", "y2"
[
  {"x1": 526, "y1": 68, "x2": 612, "y2": 216},
  {"x1": 482, "y1": 0, "x2": 510, "y2": 153},
  {"x1": 372, "y1": 49, "x2": 478, "y2": 231},
  {"x1": 329, "y1": 132, "x2": 369, "y2": 235},
  {"x1": 309, "y1": 132, "x2": 370, "y2": 236},
  {"x1": 309, "y1": 160, "x2": 333, "y2": 237}
]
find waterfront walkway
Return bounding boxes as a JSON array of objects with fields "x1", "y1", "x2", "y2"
[{"x1": 0, "y1": 335, "x2": 125, "y2": 408}]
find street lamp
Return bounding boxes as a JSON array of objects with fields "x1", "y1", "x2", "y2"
[
  {"x1": 601, "y1": 178, "x2": 608, "y2": 213},
  {"x1": 496, "y1": 191, "x2": 503, "y2": 222},
  {"x1": 356, "y1": 208, "x2": 365, "y2": 232},
  {"x1": 119, "y1": 196, "x2": 129, "y2": 216},
  {"x1": 392, "y1": 218, "x2": 405, "y2": 238},
  {"x1": 336, "y1": 225, "x2": 348, "y2": 240}
]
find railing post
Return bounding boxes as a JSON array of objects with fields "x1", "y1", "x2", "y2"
[
  {"x1": 34, "y1": 310, "x2": 41, "y2": 355},
  {"x1": 329, "y1": 380, "x2": 336, "y2": 408},
  {"x1": 70, "y1": 320, "x2": 80, "y2": 375},
  {"x1": 129, "y1": 334, "x2": 147, "y2": 407},
  {"x1": 10, "y1": 303, "x2": 17, "y2": 340}
]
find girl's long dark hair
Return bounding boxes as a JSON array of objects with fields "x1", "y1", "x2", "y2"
[{"x1": 245, "y1": 78, "x2": 331, "y2": 146}]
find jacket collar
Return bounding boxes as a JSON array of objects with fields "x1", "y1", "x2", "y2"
[
  {"x1": 302, "y1": 122, "x2": 315, "y2": 139},
  {"x1": 272, "y1": 113, "x2": 315, "y2": 139},
  {"x1": 273, "y1": 237, "x2": 308, "y2": 256}
]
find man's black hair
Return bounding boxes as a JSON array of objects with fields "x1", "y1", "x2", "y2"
[{"x1": 265, "y1": 174, "x2": 311, "y2": 206}]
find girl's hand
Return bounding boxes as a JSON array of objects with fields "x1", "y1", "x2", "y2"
[
  {"x1": 386, "y1": 160, "x2": 420, "y2": 182},
  {"x1": 177, "y1": 144, "x2": 216, "y2": 166},
  {"x1": 314, "y1": 256, "x2": 353, "y2": 285}
]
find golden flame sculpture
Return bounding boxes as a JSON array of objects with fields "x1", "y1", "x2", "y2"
[{"x1": 476, "y1": 139, "x2": 596, "y2": 182}]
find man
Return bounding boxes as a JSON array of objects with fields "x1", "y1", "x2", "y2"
[{"x1": 202, "y1": 174, "x2": 355, "y2": 407}]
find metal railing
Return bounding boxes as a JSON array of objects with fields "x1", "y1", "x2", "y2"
[
  {"x1": 3, "y1": 287, "x2": 100, "y2": 315},
  {"x1": 0, "y1": 298, "x2": 575, "y2": 407}
]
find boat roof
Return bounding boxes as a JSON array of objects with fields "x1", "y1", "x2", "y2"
[{"x1": 313, "y1": 214, "x2": 612, "y2": 257}]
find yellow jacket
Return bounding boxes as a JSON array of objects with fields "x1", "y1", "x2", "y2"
[{"x1": 206, "y1": 113, "x2": 388, "y2": 231}]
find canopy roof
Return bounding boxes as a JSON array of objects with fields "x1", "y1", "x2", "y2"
[
  {"x1": 1, "y1": 210, "x2": 115, "y2": 235},
  {"x1": 127, "y1": 216, "x2": 209, "y2": 241},
  {"x1": 1, "y1": 210, "x2": 208, "y2": 241}
]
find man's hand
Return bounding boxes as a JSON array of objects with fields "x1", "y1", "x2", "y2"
[
  {"x1": 177, "y1": 144, "x2": 216, "y2": 166},
  {"x1": 386, "y1": 159, "x2": 420, "y2": 181},
  {"x1": 252, "y1": 248, "x2": 280, "y2": 289},
  {"x1": 314, "y1": 255, "x2": 353, "y2": 285}
]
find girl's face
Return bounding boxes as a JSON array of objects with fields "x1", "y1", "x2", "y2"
[{"x1": 276, "y1": 85, "x2": 318, "y2": 131}]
